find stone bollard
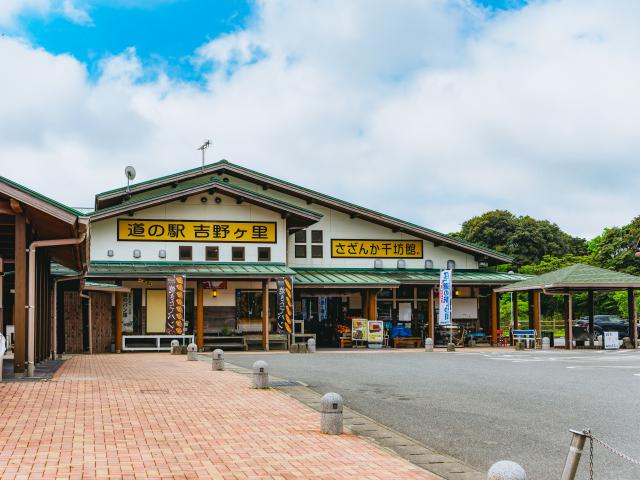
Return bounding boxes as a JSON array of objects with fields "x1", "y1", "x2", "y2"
[
  {"x1": 541, "y1": 337, "x2": 550, "y2": 350},
  {"x1": 623, "y1": 337, "x2": 632, "y2": 349},
  {"x1": 170, "y1": 339, "x2": 180, "y2": 355},
  {"x1": 289, "y1": 343, "x2": 299, "y2": 354},
  {"x1": 425, "y1": 337, "x2": 434, "y2": 352},
  {"x1": 212, "y1": 349, "x2": 224, "y2": 370},
  {"x1": 252, "y1": 360, "x2": 269, "y2": 389},
  {"x1": 468, "y1": 339, "x2": 476, "y2": 348},
  {"x1": 447, "y1": 342, "x2": 456, "y2": 352},
  {"x1": 186, "y1": 343, "x2": 198, "y2": 361},
  {"x1": 307, "y1": 338, "x2": 316, "y2": 353},
  {"x1": 487, "y1": 460, "x2": 527, "y2": 480},
  {"x1": 320, "y1": 392, "x2": 343, "y2": 435},
  {"x1": 515, "y1": 342, "x2": 525, "y2": 351}
]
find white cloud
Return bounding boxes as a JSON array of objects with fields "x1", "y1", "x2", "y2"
[
  {"x1": 0, "y1": 0, "x2": 638, "y2": 238},
  {"x1": 0, "y1": 0, "x2": 92, "y2": 28}
]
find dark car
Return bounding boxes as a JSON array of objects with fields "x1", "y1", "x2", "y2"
[{"x1": 573, "y1": 315, "x2": 635, "y2": 339}]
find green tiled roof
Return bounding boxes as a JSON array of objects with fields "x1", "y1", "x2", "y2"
[
  {"x1": 495, "y1": 264, "x2": 640, "y2": 292},
  {"x1": 0, "y1": 176, "x2": 85, "y2": 217},
  {"x1": 86, "y1": 261, "x2": 295, "y2": 278},
  {"x1": 94, "y1": 160, "x2": 512, "y2": 264},
  {"x1": 292, "y1": 268, "x2": 530, "y2": 286}
]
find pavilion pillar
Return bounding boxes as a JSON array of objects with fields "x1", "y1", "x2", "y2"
[
  {"x1": 532, "y1": 290, "x2": 541, "y2": 334},
  {"x1": 628, "y1": 288, "x2": 637, "y2": 349},
  {"x1": 428, "y1": 287, "x2": 435, "y2": 341},
  {"x1": 115, "y1": 292, "x2": 123, "y2": 353},
  {"x1": 491, "y1": 291, "x2": 498, "y2": 346},
  {"x1": 368, "y1": 290, "x2": 377, "y2": 320},
  {"x1": 13, "y1": 214, "x2": 27, "y2": 374},
  {"x1": 564, "y1": 294, "x2": 573, "y2": 350},
  {"x1": 196, "y1": 281, "x2": 204, "y2": 350},
  {"x1": 512, "y1": 292, "x2": 519, "y2": 330},
  {"x1": 362, "y1": 290, "x2": 370, "y2": 318},
  {"x1": 527, "y1": 290, "x2": 534, "y2": 329},
  {"x1": 262, "y1": 280, "x2": 269, "y2": 351},
  {"x1": 587, "y1": 290, "x2": 595, "y2": 347}
]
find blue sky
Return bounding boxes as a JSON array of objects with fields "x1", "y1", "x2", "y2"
[{"x1": 13, "y1": 0, "x2": 526, "y2": 82}]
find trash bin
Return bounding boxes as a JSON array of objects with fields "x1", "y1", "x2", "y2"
[{"x1": 541, "y1": 331, "x2": 554, "y2": 348}]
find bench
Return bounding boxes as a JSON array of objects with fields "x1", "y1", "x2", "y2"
[
  {"x1": 393, "y1": 337, "x2": 422, "y2": 348},
  {"x1": 339, "y1": 336, "x2": 353, "y2": 348},
  {"x1": 292, "y1": 333, "x2": 317, "y2": 345},
  {"x1": 244, "y1": 334, "x2": 289, "y2": 350},
  {"x1": 122, "y1": 335, "x2": 194, "y2": 352},
  {"x1": 512, "y1": 329, "x2": 536, "y2": 349},
  {"x1": 202, "y1": 335, "x2": 248, "y2": 351}
]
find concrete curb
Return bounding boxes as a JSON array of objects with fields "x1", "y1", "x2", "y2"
[{"x1": 199, "y1": 353, "x2": 482, "y2": 480}]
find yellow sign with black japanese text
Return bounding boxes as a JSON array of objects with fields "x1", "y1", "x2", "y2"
[
  {"x1": 118, "y1": 219, "x2": 277, "y2": 243},
  {"x1": 331, "y1": 239, "x2": 423, "y2": 258}
]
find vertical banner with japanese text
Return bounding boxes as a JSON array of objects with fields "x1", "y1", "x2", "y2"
[
  {"x1": 276, "y1": 277, "x2": 293, "y2": 334},
  {"x1": 166, "y1": 275, "x2": 186, "y2": 335},
  {"x1": 438, "y1": 270, "x2": 452, "y2": 326},
  {"x1": 122, "y1": 292, "x2": 134, "y2": 333}
]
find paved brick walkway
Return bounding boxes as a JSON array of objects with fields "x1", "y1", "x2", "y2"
[{"x1": 0, "y1": 354, "x2": 439, "y2": 479}]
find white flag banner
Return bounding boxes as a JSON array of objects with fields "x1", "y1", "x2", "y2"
[{"x1": 438, "y1": 270, "x2": 453, "y2": 326}]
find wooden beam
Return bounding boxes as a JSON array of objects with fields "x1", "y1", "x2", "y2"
[
  {"x1": 262, "y1": 280, "x2": 269, "y2": 351},
  {"x1": 13, "y1": 214, "x2": 26, "y2": 374},
  {"x1": 628, "y1": 288, "x2": 637, "y2": 349},
  {"x1": 115, "y1": 292, "x2": 123, "y2": 353},
  {"x1": 533, "y1": 290, "x2": 541, "y2": 334},
  {"x1": 9, "y1": 199, "x2": 23, "y2": 214},
  {"x1": 491, "y1": 291, "x2": 498, "y2": 346},
  {"x1": 368, "y1": 290, "x2": 377, "y2": 320},
  {"x1": 0, "y1": 201, "x2": 15, "y2": 216},
  {"x1": 196, "y1": 281, "x2": 204, "y2": 350},
  {"x1": 512, "y1": 293, "x2": 519, "y2": 330},
  {"x1": 587, "y1": 290, "x2": 595, "y2": 346}
]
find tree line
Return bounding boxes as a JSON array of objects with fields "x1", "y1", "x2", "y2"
[{"x1": 451, "y1": 210, "x2": 640, "y2": 321}]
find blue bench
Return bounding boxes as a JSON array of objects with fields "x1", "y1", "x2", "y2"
[{"x1": 512, "y1": 329, "x2": 536, "y2": 349}]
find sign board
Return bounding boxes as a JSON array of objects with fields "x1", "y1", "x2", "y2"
[
  {"x1": 367, "y1": 320, "x2": 384, "y2": 344},
  {"x1": 118, "y1": 219, "x2": 277, "y2": 243},
  {"x1": 352, "y1": 318, "x2": 367, "y2": 341},
  {"x1": 0, "y1": 334, "x2": 5, "y2": 358},
  {"x1": 166, "y1": 275, "x2": 186, "y2": 335},
  {"x1": 122, "y1": 292, "x2": 134, "y2": 333},
  {"x1": 331, "y1": 239, "x2": 423, "y2": 258},
  {"x1": 604, "y1": 331, "x2": 620, "y2": 350},
  {"x1": 438, "y1": 270, "x2": 452, "y2": 326},
  {"x1": 276, "y1": 277, "x2": 293, "y2": 334}
]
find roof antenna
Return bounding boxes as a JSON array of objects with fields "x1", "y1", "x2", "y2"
[
  {"x1": 197, "y1": 140, "x2": 212, "y2": 171},
  {"x1": 125, "y1": 166, "x2": 136, "y2": 193}
]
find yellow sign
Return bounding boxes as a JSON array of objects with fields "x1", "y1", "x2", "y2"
[
  {"x1": 118, "y1": 219, "x2": 277, "y2": 243},
  {"x1": 331, "y1": 239, "x2": 423, "y2": 258}
]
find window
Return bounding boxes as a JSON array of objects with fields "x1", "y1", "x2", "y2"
[
  {"x1": 205, "y1": 246, "x2": 219, "y2": 261},
  {"x1": 311, "y1": 245, "x2": 323, "y2": 258},
  {"x1": 311, "y1": 230, "x2": 323, "y2": 243},
  {"x1": 179, "y1": 246, "x2": 192, "y2": 260},
  {"x1": 232, "y1": 246, "x2": 245, "y2": 261},
  {"x1": 258, "y1": 247, "x2": 271, "y2": 262},
  {"x1": 447, "y1": 259, "x2": 456, "y2": 269},
  {"x1": 294, "y1": 230, "x2": 307, "y2": 243},
  {"x1": 295, "y1": 244, "x2": 307, "y2": 258}
]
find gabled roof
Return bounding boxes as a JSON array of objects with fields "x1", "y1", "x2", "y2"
[
  {"x1": 85, "y1": 261, "x2": 295, "y2": 278},
  {"x1": 90, "y1": 176, "x2": 323, "y2": 229},
  {"x1": 494, "y1": 264, "x2": 640, "y2": 292},
  {"x1": 94, "y1": 160, "x2": 513, "y2": 264}
]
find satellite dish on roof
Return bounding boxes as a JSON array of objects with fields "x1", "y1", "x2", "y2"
[{"x1": 125, "y1": 166, "x2": 136, "y2": 192}]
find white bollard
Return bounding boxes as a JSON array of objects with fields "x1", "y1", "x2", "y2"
[
  {"x1": 212, "y1": 349, "x2": 224, "y2": 371},
  {"x1": 186, "y1": 342, "x2": 198, "y2": 361},
  {"x1": 542, "y1": 337, "x2": 550, "y2": 350},
  {"x1": 170, "y1": 339, "x2": 180, "y2": 355},
  {"x1": 425, "y1": 337, "x2": 434, "y2": 352},
  {"x1": 307, "y1": 338, "x2": 316, "y2": 353},
  {"x1": 320, "y1": 392, "x2": 343, "y2": 435},
  {"x1": 252, "y1": 360, "x2": 269, "y2": 389},
  {"x1": 487, "y1": 461, "x2": 527, "y2": 480}
]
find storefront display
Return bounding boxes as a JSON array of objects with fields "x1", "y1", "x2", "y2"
[{"x1": 367, "y1": 320, "x2": 384, "y2": 348}]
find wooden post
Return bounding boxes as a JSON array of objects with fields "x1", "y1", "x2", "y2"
[
  {"x1": 13, "y1": 214, "x2": 26, "y2": 374},
  {"x1": 565, "y1": 294, "x2": 573, "y2": 350},
  {"x1": 196, "y1": 281, "x2": 204, "y2": 350},
  {"x1": 368, "y1": 290, "x2": 377, "y2": 320},
  {"x1": 115, "y1": 292, "x2": 123, "y2": 352},
  {"x1": 527, "y1": 290, "x2": 534, "y2": 329},
  {"x1": 491, "y1": 291, "x2": 498, "y2": 346},
  {"x1": 262, "y1": 280, "x2": 269, "y2": 351},
  {"x1": 628, "y1": 288, "x2": 637, "y2": 349},
  {"x1": 512, "y1": 292, "x2": 519, "y2": 330},
  {"x1": 533, "y1": 290, "x2": 541, "y2": 334},
  {"x1": 363, "y1": 290, "x2": 370, "y2": 318},
  {"x1": 428, "y1": 287, "x2": 435, "y2": 341},
  {"x1": 587, "y1": 290, "x2": 595, "y2": 347}
]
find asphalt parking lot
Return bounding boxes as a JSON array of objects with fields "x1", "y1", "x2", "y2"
[{"x1": 227, "y1": 349, "x2": 640, "y2": 480}]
